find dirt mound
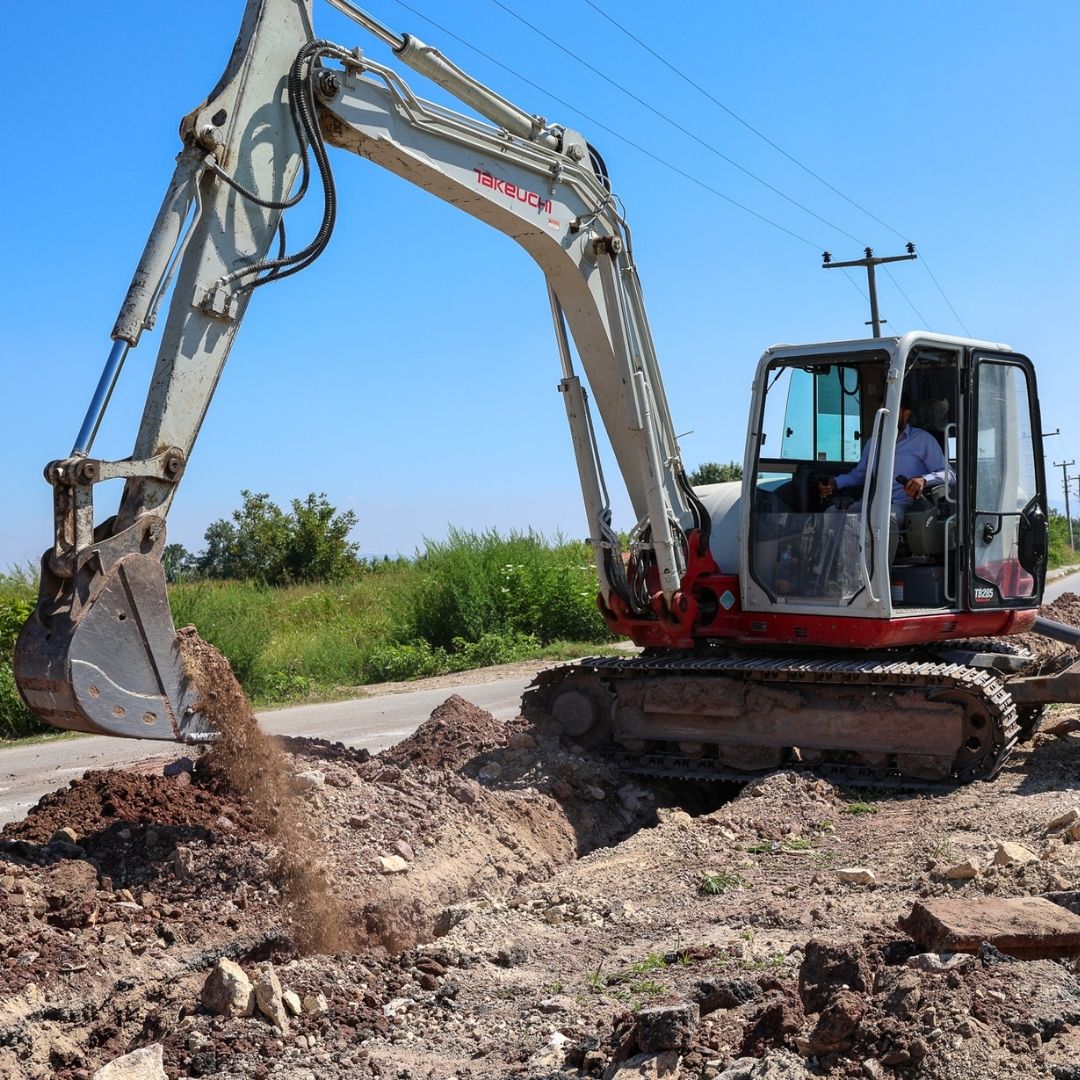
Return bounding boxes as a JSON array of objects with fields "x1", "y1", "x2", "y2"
[
  {"x1": 2, "y1": 767, "x2": 248, "y2": 846},
  {"x1": 379, "y1": 692, "x2": 509, "y2": 769}
]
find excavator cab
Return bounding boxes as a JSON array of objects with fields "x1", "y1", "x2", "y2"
[{"x1": 739, "y1": 333, "x2": 1048, "y2": 643}]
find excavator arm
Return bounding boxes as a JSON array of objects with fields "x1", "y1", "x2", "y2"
[{"x1": 15, "y1": 0, "x2": 705, "y2": 741}]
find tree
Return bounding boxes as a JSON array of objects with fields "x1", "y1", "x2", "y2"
[
  {"x1": 196, "y1": 491, "x2": 360, "y2": 585},
  {"x1": 161, "y1": 543, "x2": 196, "y2": 583},
  {"x1": 688, "y1": 461, "x2": 742, "y2": 485}
]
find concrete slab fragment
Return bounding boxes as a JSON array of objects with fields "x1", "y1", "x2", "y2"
[{"x1": 900, "y1": 897, "x2": 1080, "y2": 960}]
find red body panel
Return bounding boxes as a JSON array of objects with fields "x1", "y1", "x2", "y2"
[{"x1": 603, "y1": 531, "x2": 1038, "y2": 650}]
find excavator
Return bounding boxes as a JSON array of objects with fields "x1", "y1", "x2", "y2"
[{"x1": 14, "y1": 0, "x2": 1080, "y2": 787}]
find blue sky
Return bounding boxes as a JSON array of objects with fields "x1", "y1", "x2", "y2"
[{"x1": 3, "y1": 1, "x2": 1078, "y2": 567}]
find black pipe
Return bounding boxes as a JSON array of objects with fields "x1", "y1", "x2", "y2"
[{"x1": 1033, "y1": 617, "x2": 1080, "y2": 648}]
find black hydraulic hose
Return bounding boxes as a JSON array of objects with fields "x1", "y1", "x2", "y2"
[{"x1": 216, "y1": 40, "x2": 350, "y2": 291}]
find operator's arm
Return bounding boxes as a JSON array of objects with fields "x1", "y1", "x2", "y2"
[
  {"x1": 900, "y1": 429, "x2": 951, "y2": 498},
  {"x1": 819, "y1": 439, "x2": 871, "y2": 498}
]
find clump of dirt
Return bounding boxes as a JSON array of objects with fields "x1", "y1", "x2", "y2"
[
  {"x1": 380, "y1": 692, "x2": 509, "y2": 769},
  {"x1": 177, "y1": 626, "x2": 354, "y2": 955}
]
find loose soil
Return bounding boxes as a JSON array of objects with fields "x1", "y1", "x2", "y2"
[{"x1": 2, "y1": 607, "x2": 1080, "y2": 1079}]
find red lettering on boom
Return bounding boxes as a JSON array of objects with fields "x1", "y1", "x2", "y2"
[{"x1": 473, "y1": 169, "x2": 553, "y2": 215}]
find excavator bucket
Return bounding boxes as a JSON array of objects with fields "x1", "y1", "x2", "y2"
[{"x1": 14, "y1": 544, "x2": 213, "y2": 742}]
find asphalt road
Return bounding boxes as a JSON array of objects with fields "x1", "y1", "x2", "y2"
[
  {"x1": 0, "y1": 675, "x2": 533, "y2": 829},
  {"x1": 3, "y1": 566, "x2": 1078, "y2": 829}
]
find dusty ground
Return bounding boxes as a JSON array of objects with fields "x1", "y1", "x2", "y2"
[{"x1": 2, "y1": 601, "x2": 1080, "y2": 1079}]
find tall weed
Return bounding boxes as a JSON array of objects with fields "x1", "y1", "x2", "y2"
[{"x1": 0, "y1": 573, "x2": 44, "y2": 738}]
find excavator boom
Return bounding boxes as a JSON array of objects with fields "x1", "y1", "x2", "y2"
[{"x1": 15, "y1": 0, "x2": 701, "y2": 740}]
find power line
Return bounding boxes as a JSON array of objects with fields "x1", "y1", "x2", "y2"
[
  {"x1": 487, "y1": 0, "x2": 867, "y2": 246},
  {"x1": 388, "y1": 0, "x2": 963, "y2": 332},
  {"x1": 389, "y1": 0, "x2": 826, "y2": 250},
  {"x1": 919, "y1": 254, "x2": 971, "y2": 337},
  {"x1": 579, "y1": 0, "x2": 910, "y2": 244},
  {"x1": 575, "y1": 0, "x2": 971, "y2": 336}
]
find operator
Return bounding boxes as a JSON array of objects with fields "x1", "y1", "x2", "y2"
[{"x1": 816, "y1": 392, "x2": 950, "y2": 561}]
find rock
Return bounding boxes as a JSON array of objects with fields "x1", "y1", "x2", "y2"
[
  {"x1": 836, "y1": 867, "x2": 876, "y2": 886},
  {"x1": 508, "y1": 732, "x2": 537, "y2": 750},
  {"x1": 255, "y1": 965, "x2": 289, "y2": 1030},
  {"x1": 42, "y1": 860, "x2": 98, "y2": 928},
  {"x1": 1045, "y1": 808, "x2": 1080, "y2": 833},
  {"x1": 163, "y1": 756, "x2": 194, "y2": 778},
  {"x1": 583, "y1": 783, "x2": 607, "y2": 801},
  {"x1": 797, "y1": 989, "x2": 864, "y2": 1055},
  {"x1": 201, "y1": 958, "x2": 255, "y2": 1018},
  {"x1": 603, "y1": 1051, "x2": 681, "y2": 1079},
  {"x1": 392, "y1": 839, "x2": 415, "y2": 862},
  {"x1": 861, "y1": 1061, "x2": 885, "y2": 1080},
  {"x1": 538, "y1": 994, "x2": 576, "y2": 1013},
  {"x1": 717, "y1": 1061, "x2": 757, "y2": 1080},
  {"x1": 694, "y1": 976, "x2": 762, "y2": 1014},
  {"x1": 618, "y1": 783, "x2": 644, "y2": 811},
  {"x1": 302, "y1": 991, "x2": 328, "y2": 1015},
  {"x1": 943, "y1": 859, "x2": 980, "y2": 880},
  {"x1": 610, "y1": 898, "x2": 636, "y2": 920},
  {"x1": 668, "y1": 810, "x2": 693, "y2": 830},
  {"x1": 282, "y1": 990, "x2": 302, "y2": 1017},
  {"x1": 295, "y1": 770, "x2": 326, "y2": 789},
  {"x1": 635, "y1": 1003, "x2": 699, "y2": 1052},
  {"x1": 798, "y1": 940, "x2": 870, "y2": 1014},
  {"x1": 528, "y1": 1031, "x2": 571, "y2": 1074},
  {"x1": 378, "y1": 855, "x2": 409, "y2": 874},
  {"x1": 905, "y1": 952, "x2": 975, "y2": 973},
  {"x1": 49, "y1": 826, "x2": 79, "y2": 845},
  {"x1": 477, "y1": 761, "x2": 503, "y2": 782},
  {"x1": 169, "y1": 846, "x2": 196, "y2": 881},
  {"x1": 993, "y1": 842, "x2": 1038, "y2": 867},
  {"x1": 92, "y1": 1044, "x2": 167, "y2": 1080},
  {"x1": 450, "y1": 779, "x2": 478, "y2": 804},
  {"x1": 495, "y1": 943, "x2": 529, "y2": 968},
  {"x1": 879, "y1": 1048, "x2": 910, "y2": 1066},
  {"x1": 747, "y1": 1050, "x2": 810, "y2": 1078},
  {"x1": 739, "y1": 991, "x2": 805, "y2": 1057},
  {"x1": 902, "y1": 896, "x2": 1080, "y2": 959}
]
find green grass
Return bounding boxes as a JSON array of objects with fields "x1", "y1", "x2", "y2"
[
  {"x1": 839, "y1": 801, "x2": 880, "y2": 816},
  {"x1": 0, "y1": 531, "x2": 618, "y2": 739},
  {"x1": 747, "y1": 836, "x2": 816, "y2": 854},
  {"x1": 698, "y1": 871, "x2": 746, "y2": 895}
]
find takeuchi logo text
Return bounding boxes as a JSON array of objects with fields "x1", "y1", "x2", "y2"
[{"x1": 474, "y1": 169, "x2": 553, "y2": 213}]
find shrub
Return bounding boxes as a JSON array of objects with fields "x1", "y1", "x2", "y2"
[
  {"x1": 406, "y1": 528, "x2": 611, "y2": 649},
  {"x1": 0, "y1": 576, "x2": 44, "y2": 739}
]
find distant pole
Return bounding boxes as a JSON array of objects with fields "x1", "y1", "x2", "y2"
[
  {"x1": 822, "y1": 243, "x2": 918, "y2": 337},
  {"x1": 1055, "y1": 459, "x2": 1076, "y2": 548}
]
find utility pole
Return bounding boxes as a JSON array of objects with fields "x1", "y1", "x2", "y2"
[
  {"x1": 822, "y1": 243, "x2": 918, "y2": 336},
  {"x1": 1055, "y1": 459, "x2": 1076, "y2": 549}
]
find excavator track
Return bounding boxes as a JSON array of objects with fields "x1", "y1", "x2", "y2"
[{"x1": 523, "y1": 650, "x2": 1020, "y2": 790}]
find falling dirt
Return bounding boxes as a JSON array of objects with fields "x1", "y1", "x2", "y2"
[
  {"x1": 176, "y1": 627, "x2": 354, "y2": 956},
  {"x1": 1, "y1": 601, "x2": 1080, "y2": 1078}
]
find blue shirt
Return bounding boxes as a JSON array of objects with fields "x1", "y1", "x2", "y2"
[{"x1": 835, "y1": 424, "x2": 950, "y2": 504}]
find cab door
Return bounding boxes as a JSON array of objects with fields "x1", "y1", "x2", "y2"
[{"x1": 965, "y1": 352, "x2": 1048, "y2": 609}]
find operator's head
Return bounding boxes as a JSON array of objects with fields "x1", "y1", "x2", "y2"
[{"x1": 898, "y1": 390, "x2": 914, "y2": 432}]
